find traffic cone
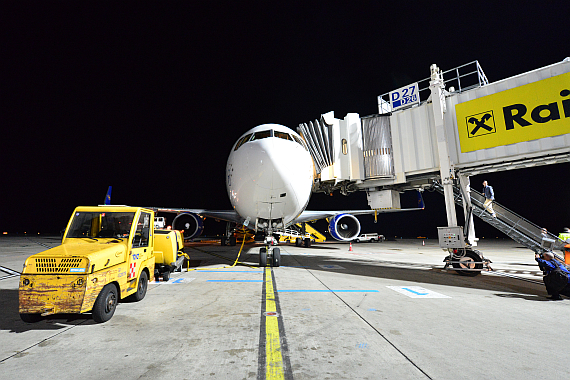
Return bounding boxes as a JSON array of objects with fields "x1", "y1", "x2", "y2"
[
  {"x1": 422, "y1": 240, "x2": 425, "y2": 246},
  {"x1": 349, "y1": 242, "x2": 353, "y2": 251}
]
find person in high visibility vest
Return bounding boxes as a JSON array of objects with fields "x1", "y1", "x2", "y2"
[{"x1": 558, "y1": 227, "x2": 570, "y2": 243}]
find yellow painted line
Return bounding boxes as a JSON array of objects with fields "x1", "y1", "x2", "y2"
[{"x1": 265, "y1": 267, "x2": 284, "y2": 380}]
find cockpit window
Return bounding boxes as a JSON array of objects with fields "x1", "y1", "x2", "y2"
[
  {"x1": 251, "y1": 130, "x2": 273, "y2": 141},
  {"x1": 234, "y1": 133, "x2": 253, "y2": 151},
  {"x1": 274, "y1": 131, "x2": 292, "y2": 141}
]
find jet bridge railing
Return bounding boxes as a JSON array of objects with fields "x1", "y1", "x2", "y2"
[{"x1": 432, "y1": 180, "x2": 567, "y2": 256}]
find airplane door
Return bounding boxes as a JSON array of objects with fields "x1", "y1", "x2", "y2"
[{"x1": 129, "y1": 211, "x2": 152, "y2": 281}]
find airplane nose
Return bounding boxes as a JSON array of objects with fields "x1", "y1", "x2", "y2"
[{"x1": 246, "y1": 141, "x2": 286, "y2": 190}]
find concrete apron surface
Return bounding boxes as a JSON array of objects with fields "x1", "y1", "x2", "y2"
[{"x1": 0, "y1": 236, "x2": 567, "y2": 380}]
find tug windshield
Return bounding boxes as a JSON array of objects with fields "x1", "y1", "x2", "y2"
[{"x1": 66, "y1": 212, "x2": 135, "y2": 239}]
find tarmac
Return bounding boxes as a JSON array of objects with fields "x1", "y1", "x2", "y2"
[{"x1": 1, "y1": 235, "x2": 568, "y2": 380}]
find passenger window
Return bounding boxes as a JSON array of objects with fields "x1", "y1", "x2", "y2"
[
  {"x1": 234, "y1": 133, "x2": 253, "y2": 151},
  {"x1": 251, "y1": 130, "x2": 273, "y2": 141},
  {"x1": 274, "y1": 131, "x2": 292, "y2": 141}
]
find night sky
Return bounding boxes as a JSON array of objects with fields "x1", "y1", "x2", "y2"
[{"x1": 2, "y1": 2, "x2": 569, "y2": 238}]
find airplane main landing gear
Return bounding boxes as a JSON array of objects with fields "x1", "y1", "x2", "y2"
[{"x1": 259, "y1": 246, "x2": 281, "y2": 267}]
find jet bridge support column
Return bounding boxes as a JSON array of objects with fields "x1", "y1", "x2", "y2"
[
  {"x1": 458, "y1": 173, "x2": 477, "y2": 246},
  {"x1": 430, "y1": 64, "x2": 457, "y2": 227}
]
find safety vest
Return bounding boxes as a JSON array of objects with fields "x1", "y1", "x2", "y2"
[{"x1": 559, "y1": 232, "x2": 570, "y2": 242}]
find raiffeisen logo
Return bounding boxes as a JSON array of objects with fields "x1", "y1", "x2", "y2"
[
  {"x1": 503, "y1": 89, "x2": 570, "y2": 130},
  {"x1": 455, "y1": 72, "x2": 570, "y2": 152}
]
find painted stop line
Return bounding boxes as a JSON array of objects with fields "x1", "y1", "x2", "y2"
[{"x1": 387, "y1": 286, "x2": 450, "y2": 298}]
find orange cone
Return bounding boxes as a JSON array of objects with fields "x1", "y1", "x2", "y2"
[
  {"x1": 349, "y1": 242, "x2": 353, "y2": 251},
  {"x1": 422, "y1": 240, "x2": 425, "y2": 246}
]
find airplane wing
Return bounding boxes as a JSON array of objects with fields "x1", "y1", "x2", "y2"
[
  {"x1": 293, "y1": 190, "x2": 425, "y2": 224},
  {"x1": 293, "y1": 207, "x2": 423, "y2": 224},
  {"x1": 153, "y1": 208, "x2": 244, "y2": 225}
]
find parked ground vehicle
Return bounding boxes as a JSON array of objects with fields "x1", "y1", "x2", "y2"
[
  {"x1": 153, "y1": 229, "x2": 186, "y2": 281},
  {"x1": 19, "y1": 206, "x2": 160, "y2": 323},
  {"x1": 353, "y1": 233, "x2": 385, "y2": 242}
]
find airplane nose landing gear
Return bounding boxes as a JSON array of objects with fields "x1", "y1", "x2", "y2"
[{"x1": 259, "y1": 244, "x2": 281, "y2": 267}]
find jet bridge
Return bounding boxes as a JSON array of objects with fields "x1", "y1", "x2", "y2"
[{"x1": 298, "y1": 58, "x2": 570, "y2": 273}]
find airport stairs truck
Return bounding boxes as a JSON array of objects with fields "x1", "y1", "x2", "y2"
[{"x1": 19, "y1": 205, "x2": 185, "y2": 323}]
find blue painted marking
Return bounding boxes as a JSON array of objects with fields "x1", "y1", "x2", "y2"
[
  {"x1": 172, "y1": 278, "x2": 185, "y2": 284},
  {"x1": 402, "y1": 287, "x2": 428, "y2": 296},
  {"x1": 196, "y1": 270, "x2": 263, "y2": 273},
  {"x1": 368, "y1": 308, "x2": 377, "y2": 311},
  {"x1": 356, "y1": 343, "x2": 369, "y2": 349},
  {"x1": 277, "y1": 290, "x2": 379, "y2": 293},
  {"x1": 207, "y1": 280, "x2": 263, "y2": 283}
]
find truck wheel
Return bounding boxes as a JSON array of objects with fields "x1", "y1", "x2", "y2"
[
  {"x1": 128, "y1": 271, "x2": 149, "y2": 302},
  {"x1": 92, "y1": 283, "x2": 118, "y2": 323},
  {"x1": 272, "y1": 248, "x2": 281, "y2": 267},
  {"x1": 259, "y1": 247, "x2": 267, "y2": 267},
  {"x1": 303, "y1": 238, "x2": 311, "y2": 248},
  {"x1": 295, "y1": 238, "x2": 302, "y2": 247},
  {"x1": 20, "y1": 313, "x2": 42, "y2": 323},
  {"x1": 221, "y1": 236, "x2": 226, "y2": 246},
  {"x1": 229, "y1": 236, "x2": 236, "y2": 246},
  {"x1": 162, "y1": 271, "x2": 170, "y2": 282}
]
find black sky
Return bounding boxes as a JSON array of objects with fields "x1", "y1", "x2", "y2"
[{"x1": 1, "y1": 2, "x2": 569, "y2": 237}]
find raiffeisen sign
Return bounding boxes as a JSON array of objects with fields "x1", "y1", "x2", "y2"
[{"x1": 455, "y1": 72, "x2": 570, "y2": 152}]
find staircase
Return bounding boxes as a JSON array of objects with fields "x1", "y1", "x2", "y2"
[{"x1": 432, "y1": 181, "x2": 567, "y2": 255}]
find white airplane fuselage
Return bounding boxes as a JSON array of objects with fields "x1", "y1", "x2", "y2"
[{"x1": 226, "y1": 124, "x2": 314, "y2": 232}]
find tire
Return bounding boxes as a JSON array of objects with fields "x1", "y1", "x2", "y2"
[
  {"x1": 221, "y1": 236, "x2": 226, "y2": 246},
  {"x1": 272, "y1": 248, "x2": 281, "y2": 267},
  {"x1": 162, "y1": 271, "x2": 170, "y2": 282},
  {"x1": 127, "y1": 271, "x2": 148, "y2": 301},
  {"x1": 452, "y1": 250, "x2": 483, "y2": 276},
  {"x1": 355, "y1": 239, "x2": 360, "y2": 243},
  {"x1": 295, "y1": 238, "x2": 302, "y2": 247},
  {"x1": 259, "y1": 247, "x2": 267, "y2": 267},
  {"x1": 20, "y1": 313, "x2": 42, "y2": 323},
  {"x1": 304, "y1": 238, "x2": 311, "y2": 248},
  {"x1": 92, "y1": 283, "x2": 118, "y2": 323},
  {"x1": 229, "y1": 236, "x2": 236, "y2": 246}
]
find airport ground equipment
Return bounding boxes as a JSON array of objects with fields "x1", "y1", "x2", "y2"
[
  {"x1": 432, "y1": 180, "x2": 569, "y2": 257},
  {"x1": 279, "y1": 223, "x2": 326, "y2": 245},
  {"x1": 353, "y1": 233, "x2": 385, "y2": 242},
  {"x1": 19, "y1": 206, "x2": 160, "y2": 323},
  {"x1": 153, "y1": 229, "x2": 186, "y2": 281},
  {"x1": 298, "y1": 59, "x2": 570, "y2": 273},
  {"x1": 438, "y1": 226, "x2": 491, "y2": 276}
]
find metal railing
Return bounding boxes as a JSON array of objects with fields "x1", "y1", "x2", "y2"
[
  {"x1": 432, "y1": 181, "x2": 567, "y2": 255},
  {"x1": 378, "y1": 60, "x2": 489, "y2": 112}
]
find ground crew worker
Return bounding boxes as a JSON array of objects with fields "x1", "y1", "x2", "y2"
[
  {"x1": 559, "y1": 227, "x2": 570, "y2": 243},
  {"x1": 535, "y1": 251, "x2": 570, "y2": 300},
  {"x1": 482, "y1": 181, "x2": 496, "y2": 218}
]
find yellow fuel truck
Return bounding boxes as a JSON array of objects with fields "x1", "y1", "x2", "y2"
[{"x1": 19, "y1": 206, "x2": 157, "y2": 323}]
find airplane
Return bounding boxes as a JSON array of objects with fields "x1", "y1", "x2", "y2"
[{"x1": 155, "y1": 123, "x2": 424, "y2": 267}]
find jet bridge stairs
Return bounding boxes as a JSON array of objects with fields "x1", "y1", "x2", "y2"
[{"x1": 432, "y1": 180, "x2": 567, "y2": 260}]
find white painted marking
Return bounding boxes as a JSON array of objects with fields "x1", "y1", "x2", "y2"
[
  {"x1": 319, "y1": 264, "x2": 345, "y2": 269},
  {"x1": 151, "y1": 278, "x2": 195, "y2": 285},
  {"x1": 387, "y1": 286, "x2": 450, "y2": 299}
]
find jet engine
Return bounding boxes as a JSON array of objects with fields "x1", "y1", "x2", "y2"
[
  {"x1": 172, "y1": 213, "x2": 204, "y2": 239},
  {"x1": 328, "y1": 214, "x2": 361, "y2": 241}
]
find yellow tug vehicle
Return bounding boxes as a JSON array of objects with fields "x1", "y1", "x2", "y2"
[{"x1": 19, "y1": 206, "x2": 156, "y2": 323}]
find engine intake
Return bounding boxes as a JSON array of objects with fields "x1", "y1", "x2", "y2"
[
  {"x1": 172, "y1": 213, "x2": 204, "y2": 239},
  {"x1": 328, "y1": 214, "x2": 361, "y2": 241}
]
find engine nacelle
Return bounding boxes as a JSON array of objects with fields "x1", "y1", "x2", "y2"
[
  {"x1": 172, "y1": 213, "x2": 204, "y2": 239},
  {"x1": 328, "y1": 213, "x2": 361, "y2": 241}
]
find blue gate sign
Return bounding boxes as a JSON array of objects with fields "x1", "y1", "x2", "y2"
[{"x1": 389, "y1": 83, "x2": 420, "y2": 111}]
